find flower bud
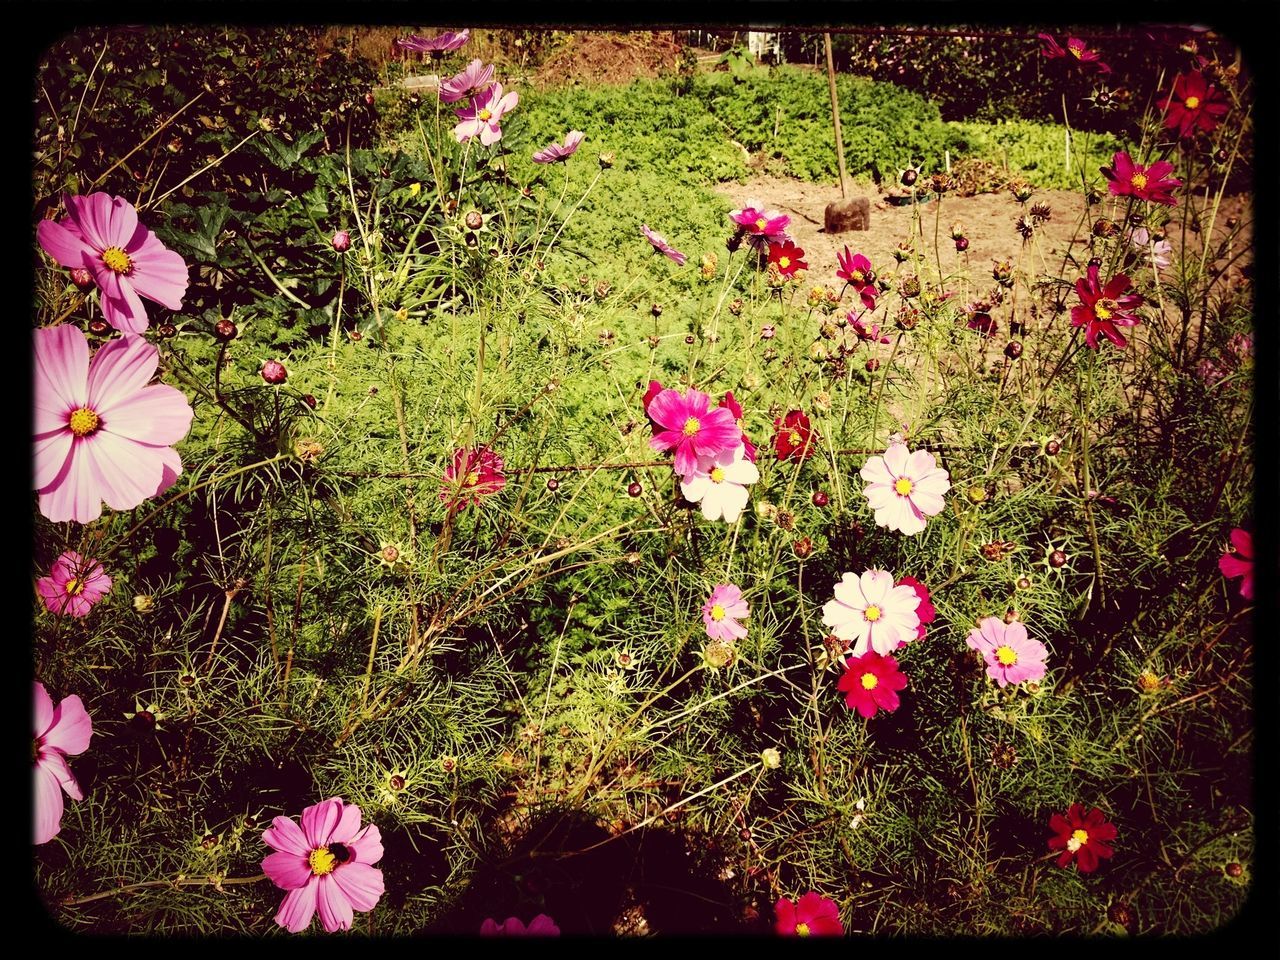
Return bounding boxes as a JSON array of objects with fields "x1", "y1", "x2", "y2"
[
  {"x1": 87, "y1": 320, "x2": 111, "y2": 337},
  {"x1": 71, "y1": 267, "x2": 94, "y2": 288},
  {"x1": 156, "y1": 323, "x2": 177, "y2": 339},
  {"x1": 898, "y1": 274, "x2": 921, "y2": 298},
  {"x1": 627, "y1": 481, "x2": 642, "y2": 497},
  {"x1": 901, "y1": 168, "x2": 918, "y2": 187},
  {"x1": 1004, "y1": 340, "x2": 1023, "y2": 359},
  {"x1": 261, "y1": 360, "x2": 287, "y2": 384},
  {"x1": 546, "y1": 477, "x2": 560, "y2": 492},
  {"x1": 865, "y1": 357, "x2": 881, "y2": 372},
  {"x1": 792, "y1": 536, "x2": 814, "y2": 558},
  {"x1": 597, "y1": 152, "x2": 615, "y2": 169},
  {"x1": 954, "y1": 236, "x2": 970, "y2": 252},
  {"x1": 760, "y1": 747, "x2": 781, "y2": 769},
  {"x1": 332, "y1": 229, "x2": 351, "y2": 251},
  {"x1": 214, "y1": 318, "x2": 238, "y2": 342},
  {"x1": 811, "y1": 490, "x2": 830, "y2": 507},
  {"x1": 1047, "y1": 549, "x2": 1067, "y2": 568}
]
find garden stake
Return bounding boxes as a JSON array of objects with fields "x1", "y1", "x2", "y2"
[{"x1": 822, "y1": 33, "x2": 870, "y2": 234}]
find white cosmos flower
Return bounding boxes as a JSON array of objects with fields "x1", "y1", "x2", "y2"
[
  {"x1": 680, "y1": 443, "x2": 760, "y2": 523},
  {"x1": 860, "y1": 441, "x2": 950, "y2": 536},
  {"x1": 821, "y1": 569, "x2": 922, "y2": 657}
]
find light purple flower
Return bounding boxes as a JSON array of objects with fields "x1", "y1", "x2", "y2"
[
  {"x1": 439, "y1": 59, "x2": 495, "y2": 104},
  {"x1": 1129, "y1": 227, "x2": 1172, "y2": 271},
  {"x1": 34, "y1": 680, "x2": 93, "y2": 844},
  {"x1": 533, "y1": 130, "x2": 586, "y2": 164},
  {"x1": 702, "y1": 583, "x2": 749, "y2": 641},
  {"x1": 965, "y1": 617, "x2": 1048, "y2": 688},
  {"x1": 641, "y1": 224, "x2": 687, "y2": 266},
  {"x1": 397, "y1": 29, "x2": 469, "y2": 54},
  {"x1": 452, "y1": 82, "x2": 519, "y2": 146}
]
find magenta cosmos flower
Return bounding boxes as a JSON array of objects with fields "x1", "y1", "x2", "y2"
[
  {"x1": 397, "y1": 29, "x2": 469, "y2": 54},
  {"x1": 1037, "y1": 34, "x2": 1110, "y2": 73},
  {"x1": 718, "y1": 391, "x2": 757, "y2": 463},
  {"x1": 34, "y1": 680, "x2": 93, "y2": 844},
  {"x1": 453, "y1": 82, "x2": 519, "y2": 146},
  {"x1": 837, "y1": 650, "x2": 908, "y2": 718},
  {"x1": 533, "y1": 130, "x2": 585, "y2": 164},
  {"x1": 836, "y1": 248, "x2": 878, "y2": 311},
  {"x1": 36, "y1": 550, "x2": 112, "y2": 618},
  {"x1": 860, "y1": 441, "x2": 951, "y2": 536},
  {"x1": 1072, "y1": 263, "x2": 1144, "y2": 349},
  {"x1": 897, "y1": 575, "x2": 935, "y2": 643},
  {"x1": 1102, "y1": 152, "x2": 1181, "y2": 205},
  {"x1": 37, "y1": 193, "x2": 189, "y2": 334},
  {"x1": 641, "y1": 224, "x2": 687, "y2": 266},
  {"x1": 768, "y1": 239, "x2": 807, "y2": 277},
  {"x1": 1218, "y1": 528, "x2": 1253, "y2": 601},
  {"x1": 439, "y1": 59, "x2": 495, "y2": 104},
  {"x1": 1048, "y1": 804, "x2": 1117, "y2": 873},
  {"x1": 965, "y1": 616, "x2": 1048, "y2": 688},
  {"x1": 822, "y1": 569, "x2": 922, "y2": 657},
  {"x1": 1161, "y1": 70, "x2": 1229, "y2": 140},
  {"x1": 775, "y1": 892, "x2": 843, "y2": 936},
  {"x1": 850, "y1": 312, "x2": 891, "y2": 344},
  {"x1": 729, "y1": 199, "x2": 789, "y2": 245},
  {"x1": 648, "y1": 387, "x2": 741, "y2": 480},
  {"x1": 703, "y1": 583, "x2": 749, "y2": 641},
  {"x1": 441, "y1": 447, "x2": 506, "y2": 510},
  {"x1": 34, "y1": 325, "x2": 193, "y2": 524},
  {"x1": 262, "y1": 797, "x2": 385, "y2": 933},
  {"x1": 480, "y1": 914, "x2": 560, "y2": 936}
]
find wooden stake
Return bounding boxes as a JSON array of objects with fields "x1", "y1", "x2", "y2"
[{"x1": 824, "y1": 33, "x2": 849, "y2": 200}]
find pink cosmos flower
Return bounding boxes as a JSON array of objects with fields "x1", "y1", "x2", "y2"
[
  {"x1": 36, "y1": 550, "x2": 112, "y2": 618},
  {"x1": 1129, "y1": 227, "x2": 1172, "y2": 271},
  {"x1": 34, "y1": 680, "x2": 93, "y2": 844},
  {"x1": 441, "y1": 447, "x2": 506, "y2": 510},
  {"x1": 262, "y1": 797, "x2": 385, "y2": 933},
  {"x1": 1218, "y1": 528, "x2": 1253, "y2": 601},
  {"x1": 37, "y1": 193, "x2": 189, "y2": 334},
  {"x1": 641, "y1": 224, "x2": 687, "y2": 266},
  {"x1": 703, "y1": 583, "x2": 749, "y2": 641},
  {"x1": 837, "y1": 651, "x2": 909, "y2": 718},
  {"x1": 849, "y1": 312, "x2": 891, "y2": 344},
  {"x1": 1195, "y1": 358, "x2": 1227, "y2": 386},
  {"x1": 1102, "y1": 152, "x2": 1181, "y2": 205},
  {"x1": 680, "y1": 443, "x2": 760, "y2": 523},
  {"x1": 439, "y1": 59, "x2": 495, "y2": 104},
  {"x1": 533, "y1": 130, "x2": 586, "y2": 164},
  {"x1": 1038, "y1": 34, "x2": 1111, "y2": 73},
  {"x1": 397, "y1": 29, "x2": 470, "y2": 54},
  {"x1": 34, "y1": 324, "x2": 193, "y2": 524},
  {"x1": 452, "y1": 82, "x2": 519, "y2": 146},
  {"x1": 648, "y1": 387, "x2": 741, "y2": 480},
  {"x1": 822, "y1": 569, "x2": 922, "y2": 657},
  {"x1": 897, "y1": 575, "x2": 935, "y2": 643},
  {"x1": 480, "y1": 914, "x2": 560, "y2": 936},
  {"x1": 1072, "y1": 263, "x2": 1144, "y2": 349},
  {"x1": 965, "y1": 616, "x2": 1048, "y2": 687},
  {"x1": 836, "y1": 248, "x2": 878, "y2": 311},
  {"x1": 1160, "y1": 71, "x2": 1230, "y2": 140},
  {"x1": 1226, "y1": 332, "x2": 1253, "y2": 362},
  {"x1": 860, "y1": 442, "x2": 951, "y2": 536},
  {"x1": 729, "y1": 199, "x2": 789, "y2": 245},
  {"x1": 774, "y1": 892, "x2": 843, "y2": 936}
]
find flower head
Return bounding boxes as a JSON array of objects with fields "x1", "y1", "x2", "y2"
[
  {"x1": 34, "y1": 680, "x2": 93, "y2": 844},
  {"x1": 1129, "y1": 227, "x2": 1172, "y2": 271},
  {"x1": 452, "y1": 82, "x2": 518, "y2": 146},
  {"x1": 533, "y1": 130, "x2": 585, "y2": 164},
  {"x1": 836, "y1": 248, "x2": 878, "y2": 311},
  {"x1": 773, "y1": 410, "x2": 816, "y2": 461},
  {"x1": 648, "y1": 387, "x2": 741, "y2": 480},
  {"x1": 822, "y1": 569, "x2": 923, "y2": 657},
  {"x1": 480, "y1": 914, "x2": 560, "y2": 936},
  {"x1": 1038, "y1": 34, "x2": 1111, "y2": 73},
  {"x1": 965, "y1": 616, "x2": 1048, "y2": 687},
  {"x1": 774, "y1": 892, "x2": 843, "y2": 936},
  {"x1": 261, "y1": 359, "x2": 288, "y2": 384},
  {"x1": 702, "y1": 583, "x2": 749, "y2": 641},
  {"x1": 837, "y1": 651, "x2": 908, "y2": 718},
  {"x1": 768, "y1": 240, "x2": 808, "y2": 278},
  {"x1": 860, "y1": 441, "x2": 950, "y2": 536},
  {"x1": 36, "y1": 551, "x2": 112, "y2": 618},
  {"x1": 897, "y1": 575, "x2": 935, "y2": 642},
  {"x1": 729, "y1": 199, "x2": 789, "y2": 245},
  {"x1": 1218, "y1": 527, "x2": 1253, "y2": 601},
  {"x1": 262, "y1": 797, "x2": 385, "y2": 933},
  {"x1": 439, "y1": 59, "x2": 495, "y2": 104},
  {"x1": 849, "y1": 312, "x2": 891, "y2": 344},
  {"x1": 34, "y1": 325, "x2": 193, "y2": 524},
  {"x1": 1048, "y1": 804, "x2": 1117, "y2": 872},
  {"x1": 441, "y1": 447, "x2": 506, "y2": 510},
  {"x1": 1161, "y1": 71, "x2": 1229, "y2": 139},
  {"x1": 37, "y1": 193, "x2": 189, "y2": 334},
  {"x1": 331, "y1": 230, "x2": 351, "y2": 252},
  {"x1": 640, "y1": 224, "x2": 687, "y2": 265},
  {"x1": 1102, "y1": 152, "x2": 1181, "y2": 205},
  {"x1": 397, "y1": 29, "x2": 469, "y2": 53},
  {"x1": 1072, "y1": 263, "x2": 1144, "y2": 349},
  {"x1": 680, "y1": 443, "x2": 760, "y2": 523}
]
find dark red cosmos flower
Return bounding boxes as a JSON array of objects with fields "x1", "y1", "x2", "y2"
[
  {"x1": 643, "y1": 379, "x2": 664, "y2": 429},
  {"x1": 837, "y1": 651, "x2": 908, "y2": 718},
  {"x1": 1072, "y1": 263, "x2": 1144, "y2": 349},
  {"x1": 441, "y1": 447, "x2": 506, "y2": 510},
  {"x1": 1102, "y1": 152, "x2": 1181, "y2": 206},
  {"x1": 768, "y1": 240, "x2": 808, "y2": 278},
  {"x1": 897, "y1": 575, "x2": 935, "y2": 642},
  {"x1": 836, "y1": 247, "x2": 878, "y2": 311},
  {"x1": 965, "y1": 304, "x2": 998, "y2": 338},
  {"x1": 1048, "y1": 804, "x2": 1117, "y2": 872},
  {"x1": 774, "y1": 892, "x2": 843, "y2": 936},
  {"x1": 1160, "y1": 71, "x2": 1230, "y2": 140},
  {"x1": 849, "y1": 313, "x2": 891, "y2": 344},
  {"x1": 720, "y1": 391, "x2": 757, "y2": 463},
  {"x1": 773, "y1": 410, "x2": 816, "y2": 461},
  {"x1": 1038, "y1": 34, "x2": 1111, "y2": 73},
  {"x1": 1218, "y1": 527, "x2": 1253, "y2": 601}
]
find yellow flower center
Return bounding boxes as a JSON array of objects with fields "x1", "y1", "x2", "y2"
[
  {"x1": 710, "y1": 467, "x2": 726, "y2": 484},
  {"x1": 68, "y1": 407, "x2": 101, "y2": 437},
  {"x1": 682, "y1": 417, "x2": 701, "y2": 437},
  {"x1": 851, "y1": 270, "x2": 864, "y2": 283},
  {"x1": 860, "y1": 672, "x2": 879, "y2": 691},
  {"x1": 1069, "y1": 44, "x2": 1084, "y2": 59},
  {"x1": 308, "y1": 846, "x2": 337, "y2": 876},
  {"x1": 478, "y1": 108, "x2": 492, "y2": 121},
  {"x1": 1130, "y1": 172, "x2": 1148, "y2": 191},
  {"x1": 464, "y1": 470, "x2": 480, "y2": 487},
  {"x1": 1095, "y1": 300, "x2": 1115, "y2": 321},
  {"x1": 710, "y1": 603, "x2": 726, "y2": 621},
  {"x1": 1184, "y1": 96, "x2": 1200, "y2": 110},
  {"x1": 894, "y1": 477, "x2": 914, "y2": 497},
  {"x1": 755, "y1": 217, "x2": 767, "y2": 231},
  {"x1": 796, "y1": 922, "x2": 811, "y2": 937},
  {"x1": 65, "y1": 578, "x2": 86, "y2": 596},
  {"x1": 864, "y1": 604, "x2": 882, "y2": 623},
  {"x1": 1067, "y1": 828, "x2": 1089, "y2": 852},
  {"x1": 788, "y1": 431, "x2": 802, "y2": 446},
  {"x1": 779, "y1": 257, "x2": 791, "y2": 269},
  {"x1": 102, "y1": 246, "x2": 132, "y2": 274},
  {"x1": 995, "y1": 645, "x2": 1019, "y2": 666}
]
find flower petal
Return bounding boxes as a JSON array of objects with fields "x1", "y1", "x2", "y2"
[
  {"x1": 316, "y1": 874, "x2": 355, "y2": 932},
  {"x1": 263, "y1": 851, "x2": 313, "y2": 891},
  {"x1": 34, "y1": 759, "x2": 65, "y2": 844},
  {"x1": 275, "y1": 879, "x2": 319, "y2": 933},
  {"x1": 45, "y1": 695, "x2": 92, "y2": 755},
  {"x1": 263, "y1": 815, "x2": 311, "y2": 856},
  {"x1": 332, "y1": 862, "x2": 385, "y2": 913}
]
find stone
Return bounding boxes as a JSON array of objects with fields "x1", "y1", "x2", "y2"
[{"x1": 824, "y1": 197, "x2": 871, "y2": 233}]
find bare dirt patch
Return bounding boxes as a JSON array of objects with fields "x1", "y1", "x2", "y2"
[{"x1": 532, "y1": 32, "x2": 685, "y2": 88}]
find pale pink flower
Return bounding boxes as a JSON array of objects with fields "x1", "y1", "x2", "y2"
[
  {"x1": 703, "y1": 583, "x2": 749, "y2": 641},
  {"x1": 648, "y1": 387, "x2": 741, "y2": 480},
  {"x1": 37, "y1": 193, "x2": 189, "y2": 334},
  {"x1": 262, "y1": 797, "x2": 385, "y2": 933},
  {"x1": 680, "y1": 444, "x2": 760, "y2": 523},
  {"x1": 533, "y1": 130, "x2": 585, "y2": 164},
  {"x1": 965, "y1": 617, "x2": 1048, "y2": 687},
  {"x1": 641, "y1": 224, "x2": 687, "y2": 265},
  {"x1": 859, "y1": 442, "x2": 950, "y2": 536},
  {"x1": 439, "y1": 59, "x2": 495, "y2": 104},
  {"x1": 480, "y1": 915, "x2": 561, "y2": 936},
  {"x1": 821, "y1": 569, "x2": 922, "y2": 657},
  {"x1": 1129, "y1": 227, "x2": 1172, "y2": 271},
  {"x1": 34, "y1": 680, "x2": 93, "y2": 844},
  {"x1": 397, "y1": 29, "x2": 469, "y2": 54},
  {"x1": 36, "y1": 551, "x2": 112, "y2": 618},
  {"x1": 34, "y1": 325, "x2": 193, "y2": 524},
  {"x1": 452, "y1": 82, "x2": 519, "y2": 146}
]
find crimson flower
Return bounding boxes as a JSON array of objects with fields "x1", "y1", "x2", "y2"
[
  {"x1": 768, "y1": 240, "x2": 807, "y2": 277},
  {"x1": 1160, "y1": 71, "x2": 1230, "y2": 140},
  {"x1": 1071, "y1": 263, "x2": 1144, "y2": 349},
  {"x1": 773, "y1": 410, "x2": 815, "y2": 461},
  {"x1": 719, "y1": 391, "x2": 757, "y2": 463},
  {"x1": 965, "y1": 305, "x2": 998, "y2": 337},
  {"x1": 836, "y1": 248, "x2": 878, "y2": 310},
  {"x1": 1102, "y1": 152, "x2": 1181, "y2": 205},
  {"x1": 1218, "y1": 527, "x2": 1253, "y2": 601},
  {"x1": 1048, "y1": 804, "x2": 1117, "y2": 873},
  {"x1": 1038, "y1": 34, "x2": 1111, "y2": 73},
  {"x1": 837, "y1": 651, "x2": 908, "y2": 718},
  {"x1": 441, "y1": 447, "x2": 506, "y2": 510},
  {"x1": 850, "y1": 313, "x2": 891, "y2": 344},
  {"x1": 774, "y1": 892, "x2": 843, "y2": 936},
  {"x1": 897, "y1": 575, "x2": 935, "y2": 642}
]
